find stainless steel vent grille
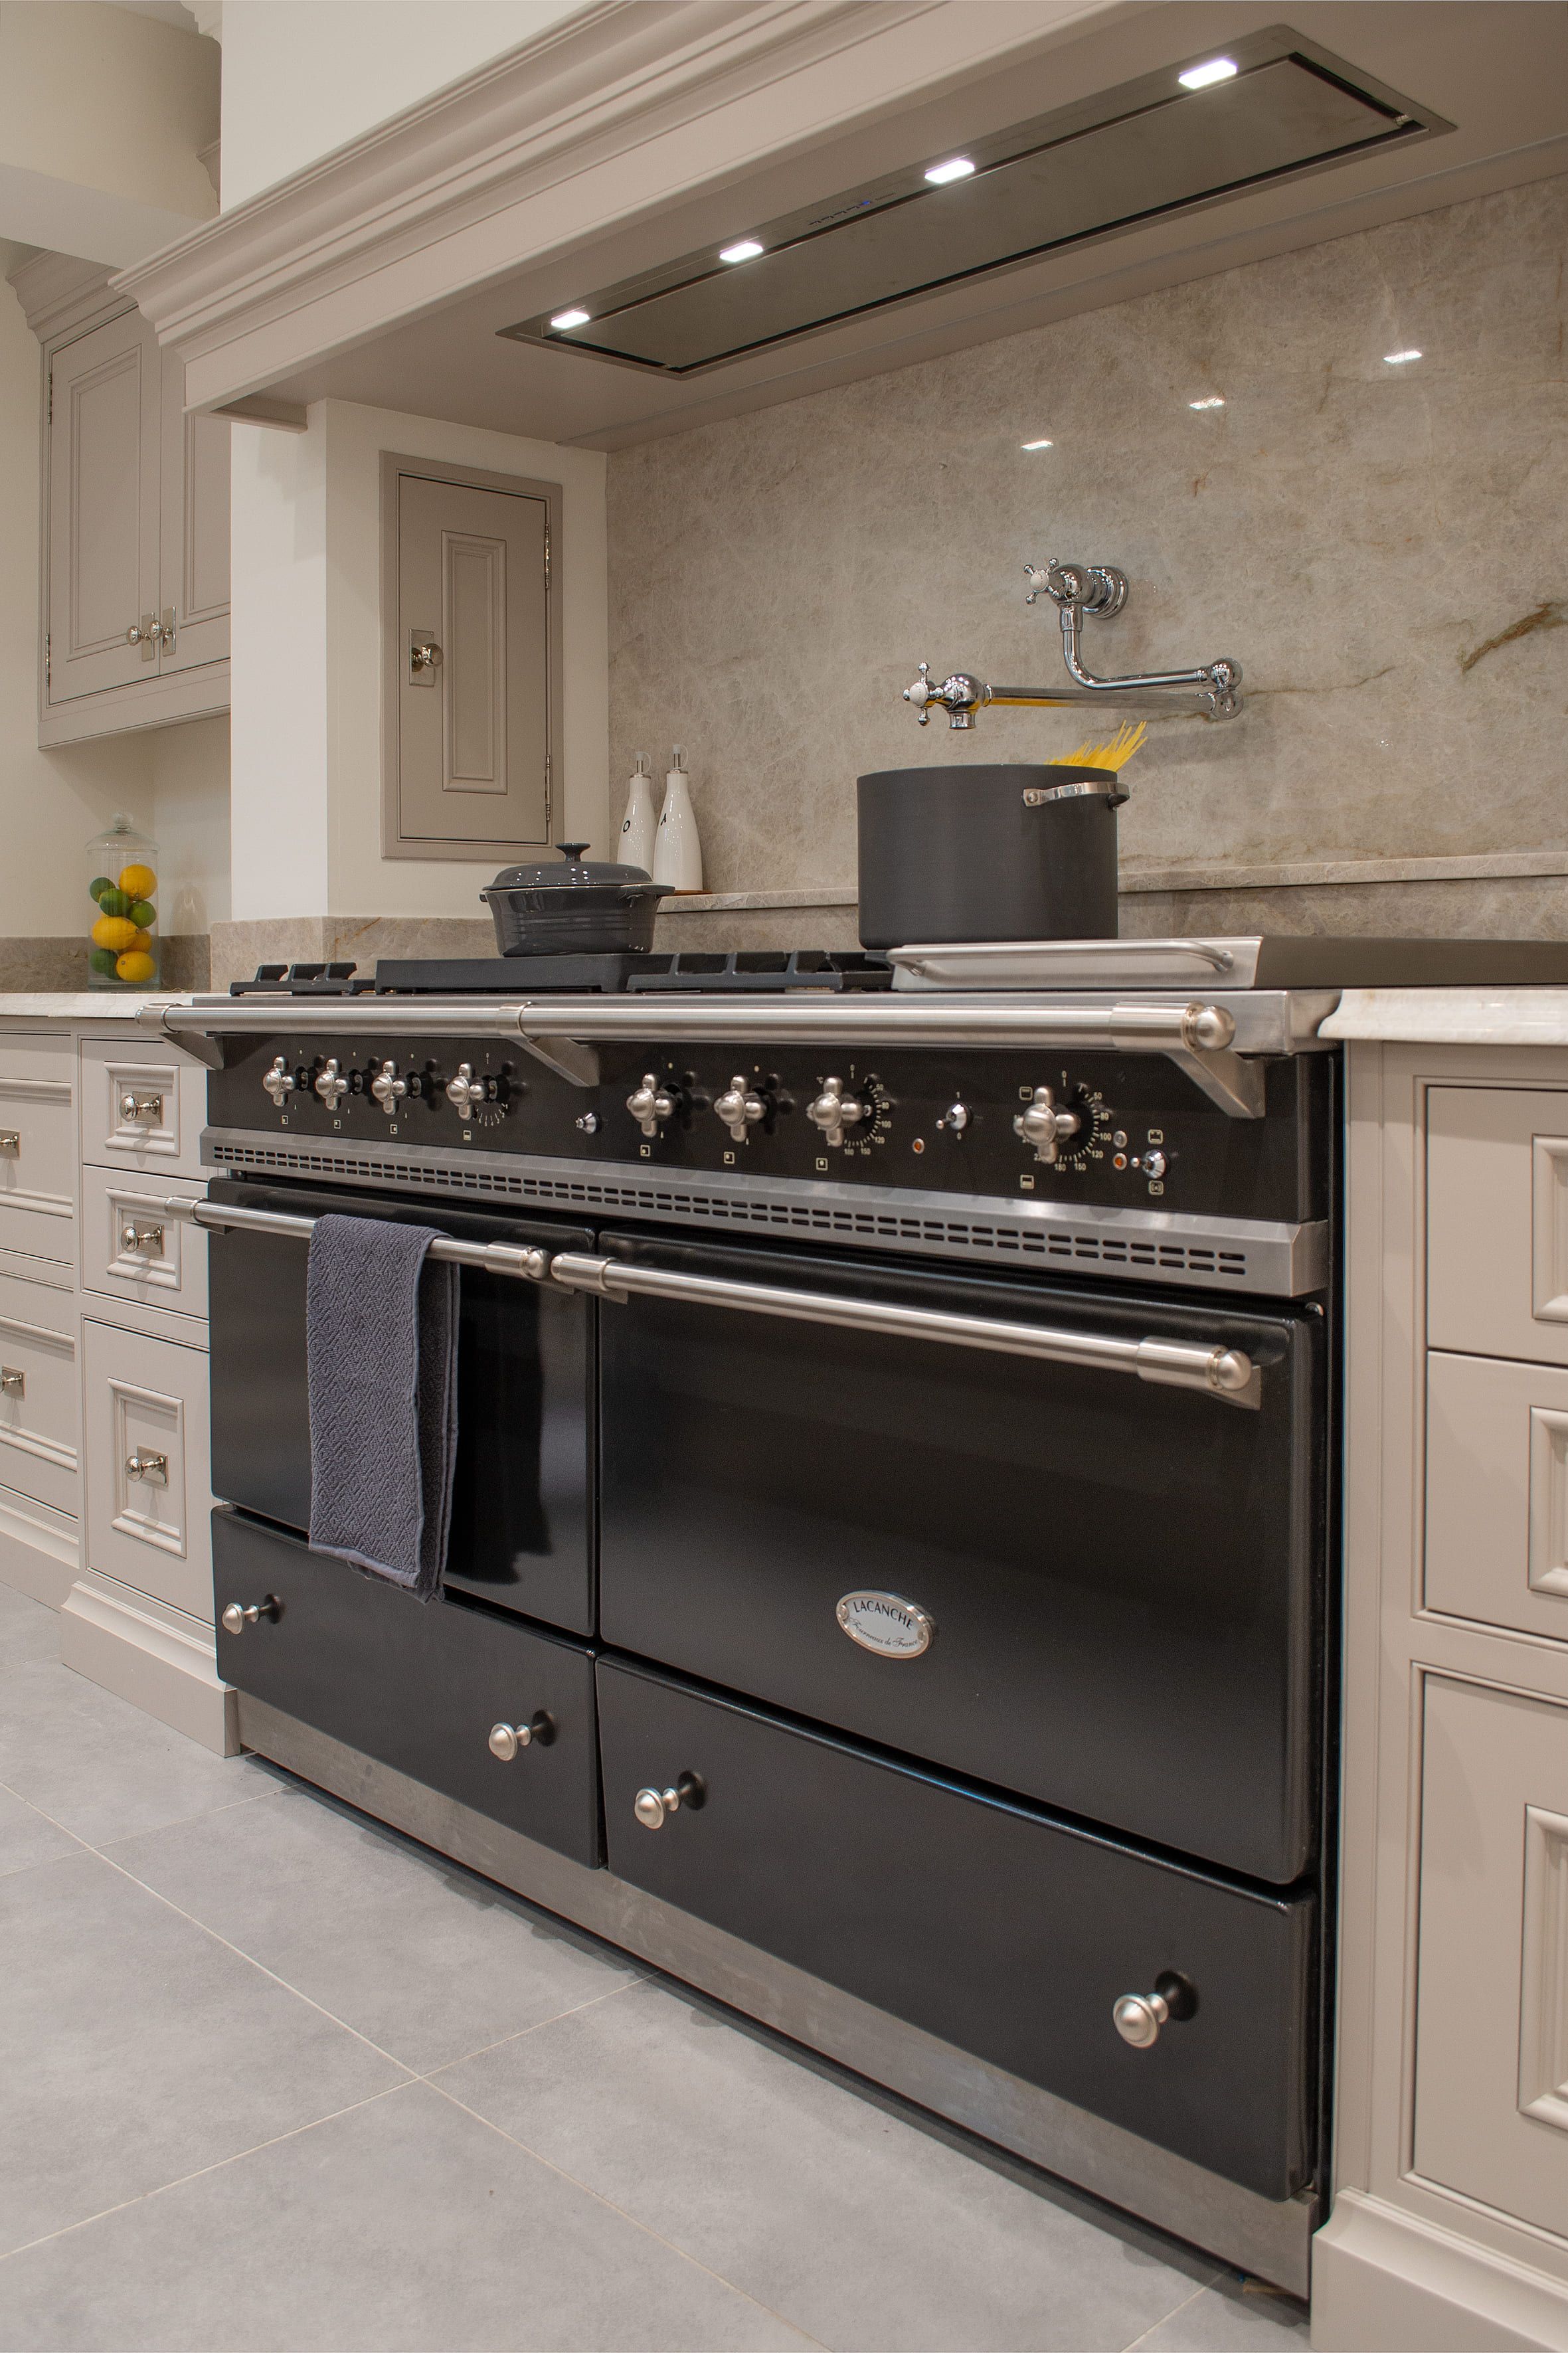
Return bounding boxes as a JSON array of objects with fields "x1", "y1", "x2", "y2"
[
  {"x1": 204, "y1": 1130, "x2": 1322, "y2": 1296},
  {"x1": 501, "y1": 27, "x2": 1447, "y2": 377}
]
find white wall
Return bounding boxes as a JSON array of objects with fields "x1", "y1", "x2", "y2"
[{"x1": 218, "y1": 0, "x2": 594, "y2": 209}]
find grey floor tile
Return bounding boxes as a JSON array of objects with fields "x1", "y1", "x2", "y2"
[
  {"x1": 1130, "y1": 2279, "x2": 1310, "y2": 2350},
  {"x1": 0, "y1": 1647, "x2": 262, "y2": 1846},
  {"x1": 107, "y1": 1779, "x2": 644, "y2": 2073},
  {"x1": 435, "y1": 1974, "x2": 1213, "y2": 2353},
  {"x1": 0, "y1": 1848, "x2": 407, "y2": 2254},
  {"x1": 0, "y1": 2078, "x2": 817, "y2": 2353},
  {"x1": 0, "y1": 1783, "x2": 80, "y2": 1879},
  {"x1": 0, "y1": 1576, "x2": 64, "y2": 1666}
]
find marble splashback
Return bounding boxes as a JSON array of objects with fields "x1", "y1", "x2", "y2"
[{"x1": 608, "y1": 175, "x2": 1568, "y2": 930}]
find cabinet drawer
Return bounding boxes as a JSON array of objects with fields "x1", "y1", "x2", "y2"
[
  {"x1": 598, "y1": 1657, "x2": 1315, "y2": 2200},
  {"x1": 1414, "y1": 1676, "x2": 1568, "y2": 2237},
  {"x1": 0, "y1": 1036, "x2": 75, "y2": 1263},
  {"x1": 1427, "y1": 1351, "x2": 1568, "y2": 1644},
  {"x1": 83, "y1": 1318, "x2": 211, "y2": 1618},
  {"x1": 214, "y1": 1510, "x2": 601, "y2": 1868},
  {"x1": 79, "y1": 1039, "x2": 203, "y2": 1177},
  {"x1": 1428, "y1": 1087, "x2": 1568, "y2": 1367},
  {"x1": 81, "y1": 1166, "x2": 207, "y2": 1320},
  {"x1": 0, "y1": 1270, "x2": 78, "y2": 1513}
]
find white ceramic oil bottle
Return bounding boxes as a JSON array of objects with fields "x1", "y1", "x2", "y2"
[
  {"x1": 653, "y1": 744, "x2": 703, "y2": 893},
  {"x1": 619, "y1": 752, "x2": 656, "y2": 874}
]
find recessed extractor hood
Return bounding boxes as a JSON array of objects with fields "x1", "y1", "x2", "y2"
[{"x1": 500, "y1": 25, "x2": 1450, "y2": 378}]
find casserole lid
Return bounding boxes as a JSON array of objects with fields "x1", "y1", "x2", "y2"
[{"x1": 484, "y1": 842, "x2": 663, "y2": 894}]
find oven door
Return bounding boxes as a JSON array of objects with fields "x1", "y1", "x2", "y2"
[
  {"x1": 206, "y1": 1177, "x2": 596, "y2": 1635},
  {"x1": 595, "y1": 1232, "x2": 1324, "y2": 1884}
]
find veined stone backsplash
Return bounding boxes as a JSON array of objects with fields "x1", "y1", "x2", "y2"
[{"x1": 608, "y1": 173, "x2": 1568, "y2": 930}]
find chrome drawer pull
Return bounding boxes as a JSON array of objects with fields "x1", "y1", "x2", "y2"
[
  {"x1": 221, "y1": 1596, "x2": 280, "y2": 1634},
  {"x1": 548, "y1": 1254, "x2": 1261, "y2": 1409},
  {"x1": 0, "y1": 1367, "x2": 22, "y2": 1397},
  {"x1": 124, "y1": 1449, "x2": 169, "y2": 1486},
  {"x1": 119, "y1": 1090, "x2": 165, "y2": 1126},
  {"x1": 1113, "y1": 1971, "x2": 1197, "y2": 2048},
  {"x1": 634, "y1": 1772, "x2": 705, "y2": 1829},
  {"x1": 487, "y1": 1712, "x2": 554, "y2": 1761},
  {"x1": 120, "y1": 1222, "x2": 165, "y2": 1257},
  {"x1": 0, "y1": 1131, "x2": 19, "y2": 1157}
]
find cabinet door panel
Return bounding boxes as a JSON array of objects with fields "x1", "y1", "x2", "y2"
[
  {"x1": 1427, "y1": 1350, "x2": 1568, "y2": 1644},
  {"x1": 1428, "y1": 1087, "x2": 1568, "y2": 1369},
  {"x1": 83, "y1": 1318, "x2": 213, "y2": 1620},
  {"x1": 1414, "y1": 1676, "x2": 1568, "y2": 2237},
  {"x1": 157, "y1": 347, "x2": 229, "y2": 674},
  {"x1": 47, "y1": 310, "x2": 161, "y2": 704}
]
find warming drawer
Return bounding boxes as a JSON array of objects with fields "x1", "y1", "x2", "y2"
[
  {"x1": 598, "y1": 1656, "x2": 1315, "y2": 2200},
  {"x1": 214, "y1": 1509, "x2": 602, "y2": 1867},
  {"x1": 596, "y1": 1231, "x2": 1324, "y2": 1883}
]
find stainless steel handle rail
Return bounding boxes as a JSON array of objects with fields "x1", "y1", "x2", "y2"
[
  {"x1": 548, "y1": 1253, "x2": 1260, "y2": 1407},
  {"x1": 188, "y1": 1199, "x2": 549, "y2": 1281}
]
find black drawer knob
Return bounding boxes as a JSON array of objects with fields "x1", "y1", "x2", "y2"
[{"x1": 1113, "y1": 1970, "x2": 1197, "y2": 2049}]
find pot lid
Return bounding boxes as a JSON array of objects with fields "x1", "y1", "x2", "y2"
[{"x1": 485, "y1": 841, "x2": 661, "y2": 891}]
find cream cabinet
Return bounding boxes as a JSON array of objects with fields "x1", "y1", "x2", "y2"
[{"x1": 9, "y1": 252, "x2": 230, "y2": 747}]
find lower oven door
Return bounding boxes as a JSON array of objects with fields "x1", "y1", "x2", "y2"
[
  {"x1": 596, "y1": 1233, "x2": 1323, "y2": 1885},
  {"x1": 598, "y1": 1657, "x2": 1313, "y2": 2199},
  {"x1": 207, "y1": 1179, "x2": 596, "y2": 1635}
]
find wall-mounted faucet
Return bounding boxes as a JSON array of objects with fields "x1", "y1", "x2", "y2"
[{"x1": 905, "y1": 561, "x2": 1243, "y2": 729}]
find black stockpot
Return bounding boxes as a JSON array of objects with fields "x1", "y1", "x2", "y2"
[{"x1": 856, "y1": 765, "x2": 1123, "y2": 948}]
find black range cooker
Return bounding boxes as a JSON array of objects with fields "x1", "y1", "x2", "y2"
[{"x1": 152, "y1": 940, "x2": 1349, "y2": 2294}]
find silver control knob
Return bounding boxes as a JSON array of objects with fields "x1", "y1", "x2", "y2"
[
  {"x1": 627, "y1": 1073, "x2": 677, "y2": 1139},
  {"x1": 446, "y1": 1062, "x2": 487, "y2": 1114},
  {"x1": 633, "y1": 1771, "x2": 705, "y2": 1829},
  {"x1": 575, "y1": 1112, "x2": 599, "y2": 1135},
  {"x1": 1142, "y1": 1149, "x2": 1168, "y2": 1179},
  {"x1": 807, "y1": 1077, "x2": 867, "y2": 1149},
  {"x1": 1013, "y1": 1085, "x2": 1081, "y2": 1164},
  {"x1": 220, "y1": 1597, "x2": 279, "y2": 1635},
  {"x1": 713, "y1": 1075, "x2": 765, "y2": 1144},
  {"x1": 936, "y1": 1103, "x2": 970, "y2": 1134},
  {"x1": 262, "y1": 1056, "x2": 296, "y2": 1107},
  {"x1": 313, "y1": 1057, "x2": 349, "y2": 1110},
  {"x1": 1113, "y1": 1971, "x2": 1196, "y2": 2048},
  {"x1": 370, "y1": 1060, "x2": 407, "y2": 1114},
  {"x1": 487, "y1": 1712, "x2": 553, "y2": 1761}
]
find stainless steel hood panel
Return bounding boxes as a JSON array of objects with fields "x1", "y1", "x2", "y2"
[{"x1": 503, "y1": 29, "x2": 1446, "y2": 377}]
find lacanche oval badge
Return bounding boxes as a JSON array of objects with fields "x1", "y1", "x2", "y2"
[{"x1": 835, "y1": 1591, "x2": 935, "y2": 1658}]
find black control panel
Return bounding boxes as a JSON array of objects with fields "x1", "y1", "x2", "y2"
[{"x1": 207, "y1": 1033, "x2": 1332, "y2": 1223}]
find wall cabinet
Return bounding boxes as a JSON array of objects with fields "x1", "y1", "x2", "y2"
[{"x1": 11, "y1": 253, "x2": 230, "y2": 747}]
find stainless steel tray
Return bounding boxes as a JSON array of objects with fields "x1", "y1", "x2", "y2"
[{"x1": 889, "y1": 938, "x2": 1261, "y2": 990}]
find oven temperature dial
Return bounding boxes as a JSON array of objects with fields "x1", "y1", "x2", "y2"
[
  {"x1": 1013, "y1": 1085, "x2": 1079, "y2": 1164},
  {"x1": 807, "y1": 1077, "x2": 868, "y2": 1149}
]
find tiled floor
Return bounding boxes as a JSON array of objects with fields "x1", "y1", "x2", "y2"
[{"x1": 0, "y1": 1576, "x2": 1312, "y2": 2353}]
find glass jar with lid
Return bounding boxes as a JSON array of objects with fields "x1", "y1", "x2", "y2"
[{"x1": 86, "y1": 814, "x2": 161, "y2": 990}]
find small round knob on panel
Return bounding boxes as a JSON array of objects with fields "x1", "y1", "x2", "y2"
[
  {"x1": 633, "y1": 1771, "x2": 705, "y2": 1828},
  {"x1": 936, "y1": 1103, "x2": 970, "y2": 1134},
  {"x1": 1142, "y1": 1149, "x2": 1168, "y2": 1180},
  {"x1": 627, "y1": 1073, "x2": 677, "y2": 1139},
  {"x1": 575, "y1": 1112, "x2": 600, "y2": 1135},
  {"x1": 446, "y1": 1063, "x2": 487, "y2": 1114},
  {"x1": 1113, "y1": 1970, "x2": 1197, "y2": 2049},
  {"x1": 1013, "y1": 1085, "x2": 1081, "y2": 1165},
  {"x1": 713, "y1": 1075, "x2": 765, "y2": 1144},
  {"x1": 262, "y1": 1056, "x2": 296, "y2": 1108},
  {"x1": 313, "y1": 1057, "x2": 349, "y2": 1110},
  {"x1": 370, "y1": 1061, "x2": 407, "y2": 1114},
  {"x1": 220, "y1": 1597, "x2": 278, "y2": 1635},
  {"x1": 807, "y1": 1077, "x2": 866, "y2": 1149},
  {"x1": 487, "y1": 1712, "x2": 553, "y2": 1761}
]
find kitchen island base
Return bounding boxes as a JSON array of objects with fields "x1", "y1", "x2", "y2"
[{"x1": 234, "y1": 1690, "x2": 1318, "y2": 2297}]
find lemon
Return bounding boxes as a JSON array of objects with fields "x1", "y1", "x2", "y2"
[
  {"x1": 129, "y1": 928, "x2": 153, "y2": 954},
  {"x1": 91, "y1": 915, "x2": 137, "y2": 952},
  {"x1": 118, "y1": 863, "x2": 157, "y2": 899},
  {"x1": 115, "y1": 950, "x2": 156, "y2": 984}
]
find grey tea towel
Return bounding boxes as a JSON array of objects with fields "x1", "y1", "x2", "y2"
[{"x1": 306, "y1": 1214, "x2": 459, "y2": 1597}]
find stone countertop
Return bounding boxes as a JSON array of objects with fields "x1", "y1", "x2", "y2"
[
  {"x1": 1320, "y1": 988, "x2": 1568, "y2": 1045},
  {"x1": 0, "y1": 992, "x2": 195, "y2": 1023}
]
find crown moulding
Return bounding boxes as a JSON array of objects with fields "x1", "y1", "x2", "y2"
[{"x1": 108, "y1": 0, "x2": 1127, "y2": 414}]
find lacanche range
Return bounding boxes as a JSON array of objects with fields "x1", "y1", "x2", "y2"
[{"x1": 135, "y1": 930, "x2": 1568, "y2": 2297}]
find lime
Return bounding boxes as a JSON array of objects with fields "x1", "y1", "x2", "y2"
[
  {"x1": 96, "y1": 887, "x2": 130, "y2": 918},
  {"x1": 89, "y1": 875, "x2": 114, "y2": 905},
  {"x1": 89, "y1": 946, "x2": 117, "y2": 977},
  {"x1": 127, "y1": 899, "x2": 156, "y2": 929}
]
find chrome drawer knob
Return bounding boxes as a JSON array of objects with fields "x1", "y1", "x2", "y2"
[
  {"x1": 1014, "y1": 1085, "x2": 1080, "y2": 1165},
  {"x1": 0, "y1": 1130, "x2": 20, "y2": 1157},
  {"x1": 220, "y1": 1596, "x2": 279, "y2": 1634},
  {"x1": 627, "y1": 1073, "x2": 676, "y2": 1138},
  {"x1": 1113, "y1": 1971, "x2": 1197, "y2": 2048},
  {"x1": 487, "y1": 1712, "x2": 554, "y2": 1761},
  {"x1": 0, "y1": 1366, "x2": 23, "y2": 1397},
  {"x1": 634, "y1": 1771, "x2": 704, "y2": 1828},
  {"x1": 262, "y1": 1057, "x2": 296, "y2": 1106},
  {"x1": 119, "y1": 1090, "x2": 164, "y2": 1126},
  {"x1": 313, "y1": 1057, "x2": 349, "y2": 1110},
  {"x1": 807, "y1": 1077, "x2": 865, "y2": 1148},
  {"x1": 446, "y1": 1063, "x2": 487, "y2": 1113},
  {"x1": 120, "y1": 1222, "x2": 165, "y2": 1257},
  {"x1": 370, "y1": 1061, "x2": 407, "y2": 1114},
  {"x1": 713, "y1": 1075, "x2": 765, "y2": 1143},
  {"x1": 124, "y1": 1449, "x2": 169, "y2": 1486}
]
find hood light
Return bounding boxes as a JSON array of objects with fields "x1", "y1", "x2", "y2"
[
  {"x1": 1383, "y1": 347, "x2": 1423, "y2": 364},
  {"x1": 924, "y1": 157, "x2": 976, "y2": 185},
  {"x1": 1179, "y1": 57, "x2": 1239, "y2": 90},
  {"x1": 719, "y1": 239, "x2": 764, "y2": 264},
  {"x1": 549, "y1": 308, "x2": 590, "y2": 331}
]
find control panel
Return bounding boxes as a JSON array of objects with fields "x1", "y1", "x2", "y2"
[{"x1": 209, "y1": 1035, "x2": 1330, "y2": 1224}]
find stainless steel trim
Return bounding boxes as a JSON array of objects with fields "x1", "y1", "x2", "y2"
[
  {"x1": 189, "y1": 1197, "x2": 549, "y2": 1282},
  {"x1": 891, "y1": 939, "x2": 1258, "y2": 989},
  {"x1": 232, "y1": 1695, "x2": 1317, "y2": 2295},
  {"x1": 549, "y1": 1251, "x2": 1260, "y2": 1405},
  {"x1": 200, "y1": 1127, "x2": 1328, "y2": 1297}
]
